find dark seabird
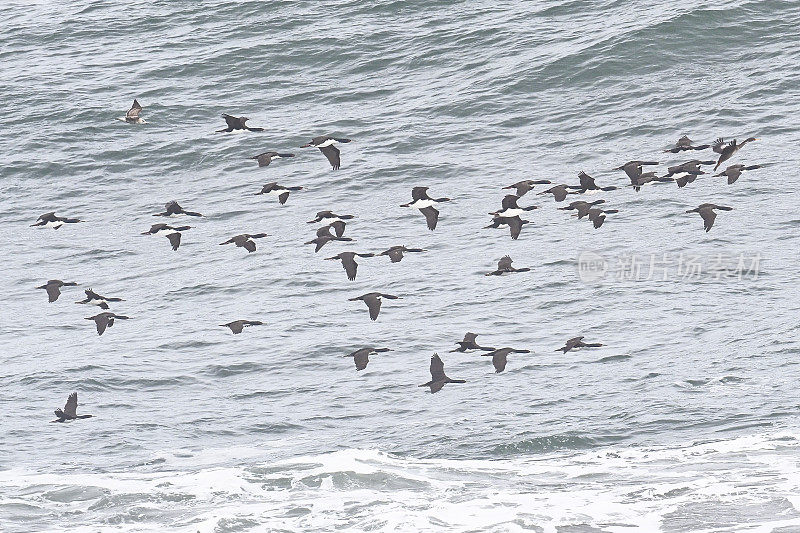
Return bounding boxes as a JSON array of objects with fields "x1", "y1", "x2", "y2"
[
  {"x1": 713, "y1": 138, "x2": 757, "y2": 170},
  {"x1": 576, "y1": 171, "x2": 618, "y2": 193},
  {"x1": 216, "y1": 114, "x2": 264, "y2": 133},
  {"x1": 485, "y1": 255, "x2": 530, "y2": 276},
  {"x1": 31, "y1": 212, "x2": 81, "y2": 229},
  {"x1": 36, "y1": 280, "x2": 78, "y2": 303},
  {"x1": 538, "y1": 184, "x2": 581, "y2": 202},
  {"x1": 502, "y1": 179, "x2": 552, "y2": 197},
  {"x1": 153, "y1": 201, "x2": 202, "y2": 217},
  {"x1": 377, "y1": 245, "x2": 426, "y2": 263},
  {"x1": 166, "y1": 232, "x2": 183, "y2": 251},
  {"x1": 77, "y1": 289, "x2": 123, "y2": 310},
  {"x1": 305, "y1": 226, "x2": 353, "y2": 252},
  {"x1": 86, "y1": 312, "x2": 129, "y2": 336},
  {"x1": 345, "y1": 347, "x2": 392, "y2": 371},
  {"x1": 348, "y1": 292, "x2": 400, "y2": 321},
  {"x1": 117, "y1": 99, "x2": 145, "y2": 124},
  {"x1": 142, "y1": 224, "x2": 191, "y2": 251},
  {"x1": 675, "y1": 174, "x2": 699, "y2": 188},
  {"x1": 664, "y1": 136, "x2": 709, "y2": 153},
  {"x1": 557, "y1": 336, "x2": 604, "y2": 353},
  {"x1": 325, "y1": 251, "x2": 374, "y2": 281},
  {"x1": 664, "y1": 159, "x2": 716, "y2": 177},
  {"x1": 250, "y1": 151, "x2": 295, "y2": 167},
  {"x1": 451, "y1": 332, "x2": 495, "y2": 353},
  {"x1": 52, "y1": 392, "x2": 92, "y2": 423},
  {"x1": 629, "y1": 172, "x2": 674, "y2": 189},
  {"x1": 685, "y1": 204, "x2": 733, "y2": 232},
  {"x1": 401, "y1": 187, "x2": 450, "y2": 230},
  {"x1": 481, "y1": 347, "x2": 531, "y2": 373},
  {"x1": 307, "y1": 211, "x2": 353, "y2": 237},
  {"x1": 220, "y1": 320, "x2": 263, "y2": 334},
  {"x1": 484, "y1": 215, "x2": 529, "y2": 240},
  {"x1": 490, "y1": 195, "x2": 538, "y2": 217},
  {"x1": 714, "y1": 164, "x2": 761, "y2": 185},
  {"x1": 220, "y1": 233, "x2": 268, "y2": 253},
  {"x1": 300, "y1": 135, "x2": 352, "y2": 170},
  {"x1": 558, "y1": 199, "x2": 606, "y2": 219},
  {"x1": 419, "y1": 353, "x2": 466, "y2": 393},
  {"x1": 586, "y1": 207, "x2": 619, "y2": 229},
  {"x1": 613, "y1": 161, "x2": 659, "y2": 191},
  {"x1": 255, "y1": 182, "x2": 303, "y2": 204}
]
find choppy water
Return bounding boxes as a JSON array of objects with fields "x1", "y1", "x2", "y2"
[{"x1": 2, "y1": 0, "x2": 800, "y2": 531}]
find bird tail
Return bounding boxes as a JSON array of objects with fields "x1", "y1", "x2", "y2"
[
  {"x1": 744, "y1": 165, "x2": 761, "y2": 170},
  {"x1": 448, "y1": 379, "x2": 467, "y2": 384},
  {"x1": 184, "y1": 211, "x2": 203, "y2": 217}
]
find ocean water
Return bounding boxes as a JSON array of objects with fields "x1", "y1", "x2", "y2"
[{"x1": 2, "y1": 0, "x2": 800, "y2": 531}]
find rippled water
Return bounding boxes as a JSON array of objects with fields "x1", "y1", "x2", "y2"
[{"x1": 2, "y1": 0, "x2": 800, "y2": 531}]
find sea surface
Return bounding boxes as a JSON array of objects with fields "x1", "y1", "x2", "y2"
[{"x1": 2, "y1": 0, "x2": 800, "y2": 531}]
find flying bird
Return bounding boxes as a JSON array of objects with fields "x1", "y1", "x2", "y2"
[
  {"x1": 344, "y1": 347, "x2": 392, "y2": 371},
  {"x1": 419, "y1": 353, "x2": 466, "y2": 393},
  {"x1": 377, "y1": 245, "x2": 426, "y2": 263},
  {"x1": 77, "y1": 289, "x2": 123, "y2": 310},
  {"x1": 52, "y1": 392, "x2": 93, "y2": 423},
  {"x1": 576, "y1": 171, "x2": 618, "y2": 193},
  {"x1": 216, "y1": 114, "x2": 264, "y2": 133},
  {"x1": 558, "y1": 199, "x2": 606, "y2": 219},
  {"x1": 31, "y1": 212, "x2": 81, "y2": 229},
  {"x1": 86, "y1": 312, "x2": 129, "y2": 336},
  {"x1": 220, "y1": 320, "x2": 263, "y2": 334},
  {"x1": 153, "y1": 201, "x2": 202, "y2": 217},
  {"x1": 502, "y1": 179, "x2": 552, "y2": 197},
  {"x1": 305, "y1": 226, "x2": 353, "y2": 252},
  {"x1": 348, "y1": 292, "x2": 400, "y2": 321},
  {"x1": 613, "y1": 161, "x2": 659, "y2": 191},
  {"x1": 484, "y1": 215, "x2": 529, "y2": 240},
  {"x1": 255, "y1": 182, "x2": 303, "y2": 205},
  {"x1": 675, "y1": 174, "x2": 699, "y2": 188},
  {"x1": 714, "y1": 164, "x2": 761, "y2": 184},
  {"x1": 586, "y1": 208, "x2": 619, "y2": 228},
  {"x1": 490, "y1": 195, "x2": 538, "y2": 217},
  {"x1": 219, "y1": 233, "x2": 268, "y2": 253},
  {"x1": 664, "y1": 136, "x2": 709, "y2": 153},
  {"x1": 685, "y1": 204, "x2": 733, "y2": 232},
  {"x1": 664, "y1": 159, "x2": 716, "y2": 177},
  {"x1": 538, "y1": 184, "x2": 581, "y2": 202},
  {"x1": 401, "y1": 187, "x2": 450, "y2": 230},
  {"x1": 485, "y1": 255, "x2": 530, "y2": 276},
  {"x1": 301, "y1": 135, "x2": 352, "y2": 169},
  {"x1": 250, "y1": 151, "x2": 295, "y2": 167},
  {"x1": 117, "y1": 99, "x2": 145, "y2": 124},
  {"x1": 628, "y1": 172, "x2": 674, "y2": 189},
  {"x1": 325, "y1": 251, "x2": 374, "y2": 281},
  {"x1": 557, "y1": 336, "x2": 604, "y2": 353},
  {"x1": 713, "y1": 138, "x2": 757, "y2": 170},
  {"x1": 307, "y1": 211, "x2": 353, "y2": 237},
  {"x1": 36, "y1": 280, "x2": 78, "y2": 303},
  {"x1": 142, "y1": 224, "x2": 191, "y2": 251},
  {"x1": 481, "y1": 347, "x2": 531, "y2": 373},
  {"x1": 451, "y1": 332, "x2": 495, "y2": 353}
]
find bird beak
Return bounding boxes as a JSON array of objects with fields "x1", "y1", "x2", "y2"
[{"x1": 300, "y1": 143, "x2": 312, "y2": 148}]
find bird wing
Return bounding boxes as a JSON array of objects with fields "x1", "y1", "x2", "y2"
[
  {"x1": 45, "y1": 284, "x2": 61, "y2": 303},
  {"x1": 166, "y1": 232, "x2": 181, "y2": 251},
  {"x1": 498, "y1": 256, "x2": 513, "y2": 270},
  {"x1": 500, "y1": 195, "x2": 518, "y2": 210},
  {"x1": 319, "y1": 145, "x2": 341, "y2": 170},
  {"x1": 95, "y1": 315, "x2": 109, "y2": 335},
  {"x1": 411, "y1": 187, "x2": 429, "y2": 201},
  {"x1": 342, "y1": 256, "x2": 358, "y2": 281},
  {"x1": 430, "y1": 353, "x2": 446, "y2": 381},
  {"x1": 363, "y1": 294, "x2": 382, "y2": 320},
  {"x1": 278, "y1": 192, "x2": 290, "y2": 204},
  {"x1": 329, "y1": 220, "x2": 346, "y2": 237},
  {"x1": 578, "y1": 171, "x2": 595, "y2": 189},
  {"x1": 463, "y1": 332, "x2": 478, "y2": 343},
  {"x1": 419, "y1": 206, "x2": 439, "y2": 230},
  {"x1": 63, "y1": 392, "x2": 78, "y2": 418},
  {"x1": 222, "y1": 114, "x2": 239, "y2": 129},
  {"x1": 508, "y1": 217, "x2": 523, "y2": 240},
  {"x1": 493, "y1": 353, "x2": 507, "y2": 373},
  {"x1": 353, "y1": 351, "x2": 369, "y2": 371},
  {"x1": 711, "y1": 138, "x2": 725, "y2": 153},
  {"x1": 126, "y1": 99, "x2": 142, "y2": 119},
  {"x1": 242, "y1": 240, "x2": 257, "y2": 253},
  {"x1": 229, "y1": 321, "x2": 244, "y2": 334},
  {"x1": 255, "y1": 154, "x2": 272, "y2": 167},
  {"x1": 387, "y1": 248, "x2": 403, "y2": 262},
  {"x1": 699, "y1": 208, "x2": 716, "y2": 232},
  {"x1": 316, "y1": 226, "x2": 334, "y2": 238}
]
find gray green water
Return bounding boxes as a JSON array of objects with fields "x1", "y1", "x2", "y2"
[{"x1": 2, "y1": 0, "x2": 800, "y2": 531}]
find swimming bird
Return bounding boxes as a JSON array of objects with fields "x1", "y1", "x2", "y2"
[
  {"x1": 86, "y1": 312, "x2": 129, "y2": 336},
  {"x1": 344, "y1": 347, "x2": 392, "y2": 371},
  {"x1": 325, "y1": 251, "x2": 374, "y2": 281},
  {"x1": 31, "y1": 212, "x2": 81, "y2": 229},
  {"x1": 490, "y1": 195, "x2": 538, "y2": 217},
  {"x1": 419, "y1": 353, "x2": 466, "y2": 393},
  {"x1": 576, "y1": 171, "x2": 618, "y2": 193},
  {"x1": 301, "y1": 136, "x2": 352, "y2": 169},
  {"x1": 664, "y1": 160, "x2": 716, "y2": 177},
  {"x1": 485, "y1": 255, "x2": 530, "y2": 276},
  {"x1": 348, "y1": 292, "x2": 400, "y2": 321},
  {"x1": 557, "y1": 336, "x2": 604, "y2": 353},
  {"x1": 714, "y1": 164, "x2": 761, "y2": 184},
  {"x1": 613, "y1": 161, "x2": 659, "y2": 191},
  {"x1": 219, "y1": 233, "x2": 268, "y2": 253},
  {"x1": 220, "y1": 320, "x2": 263, "y2": 334},
  {"x1": 481, "y1": 347, "x2": 531, "y2": 373},
  {"x1": 713, "y1": 138, "x2": 757, "y2": 170},
  {"x1": 502, "y1": 179, "x2": 553, "y2": 197},
  {"x1": 250, "y1": 151, "x2": 295, "y2": 167},
  {"x1": 77, "y1": 289, "x2": 123, "y2": 310},
  {"x1": 52, "y1": 392, "x2": 92, "y2": 423},
  {"x1": 153, "y1": 201, "x2": 202, "y2": 217},
  {"x1": 401, "y1": 187, "x2": 450, "y2": 230},
  {"x1": 216, "y1": 114, "x2": 264, "y2": 133},
  {"x1": 538, "y1": 184, "x2": 581, "y2": 202},
  {"x1": 586, "y1": 207, "x2": 619, "y2": 228},
  {"x1": 117, "y1": 99, "x2": 145, "y2": 124},
  {"x1": 629, "y1": 172, "x2": 674, "y2": 189},
  {"x1": 36, "y1": 280, "x2": 78, "y2": 303},
  {"x1": 484, "y1": 215, "x2": 529, "y2": 240},
  {"x1": 377, "y1": 245, "x2": 426, "y2": 263},
  {"x1": 664, "y1": 136, "x2": 709, "y2": 153},
  {"x1": 305, "y1": 226, "x2": 353, "y2": 252},
  {"x1": 558, "y1": 199, "x2": 606, "y2": 219},
  {"x1": 675, "y1": 174, "x2": 699, "y2": 188},
  {"x1": 451, "y1": 332, "x2": 495, "y2": 353},
  {"x1": 255, "y1": 182, "x2": 304, "y2": 205},
  {"x1": 685, "y1": 204, "x2": 733, "y2": 232}
]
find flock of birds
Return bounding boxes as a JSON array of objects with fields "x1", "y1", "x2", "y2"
[{"x1": 40, "y1": 100, "x2": 761, "y2": 420}]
